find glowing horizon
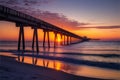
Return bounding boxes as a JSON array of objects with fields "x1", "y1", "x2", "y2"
[{"x1": 0, "y1": 21, "x2": 120, "y2": 41}]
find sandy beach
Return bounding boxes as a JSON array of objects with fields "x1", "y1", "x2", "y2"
[{"x1": 0, "y1": 55, "x2": 107, "y2": 80}]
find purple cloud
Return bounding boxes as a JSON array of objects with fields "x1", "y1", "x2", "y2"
[
  {"x1": 0, "y1": 0, "x2": 51, "y2": 6},
  {"x1": 0, "y1": 0, "x2": 119, "y2": 31},
  {"x1": 29, "y1": 10, "x2": 89, "y2": 30},
  {"x1": 0, "y1": 0, "x2": 90, "y2": 30}
]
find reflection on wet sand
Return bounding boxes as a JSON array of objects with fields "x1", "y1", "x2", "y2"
[
  {"x1": 15, "y1": 48, "x2": 120, "y2": 80},
  {"x1": 43, "y1": 48, "x2": 50, "y2": 67},
  {"x1": 16, "y1": 48, "x2": 69, "y2": 71},
  {"x1": 32, "y1": 53, "x2": 38, "y2": 65},
  {"x1": 18, "y1": 51, "x2": 24, "y2": 63}
]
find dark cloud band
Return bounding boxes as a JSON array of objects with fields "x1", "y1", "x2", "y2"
[{"x1": 79, "y1": 26, "x2": 120, "y2": 29}]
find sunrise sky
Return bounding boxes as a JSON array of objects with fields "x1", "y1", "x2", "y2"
[{"x1": 0, "y1": 0, "x2": 120, "y2": 41}]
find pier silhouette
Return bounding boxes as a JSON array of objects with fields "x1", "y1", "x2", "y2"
[{"x1": 0, "y1": 5, "x2": 90, "y2": 52}]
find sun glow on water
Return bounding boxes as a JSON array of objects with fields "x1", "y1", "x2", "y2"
[{"x1": 57, "y1": 37, "x2": 61, "y2": 42}]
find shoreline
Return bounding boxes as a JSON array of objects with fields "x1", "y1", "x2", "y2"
[{"x1": 0, "y1": 55, "x2": 107, "y2": 80}]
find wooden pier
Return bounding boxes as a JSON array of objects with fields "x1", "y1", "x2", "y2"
[{"x1": 0, "y1": 5, "x2": 90, "y2": 52}]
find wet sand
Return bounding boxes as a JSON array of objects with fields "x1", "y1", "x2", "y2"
[{"x1": 0, "y1": 55, "x2": 108, "y2": 80}]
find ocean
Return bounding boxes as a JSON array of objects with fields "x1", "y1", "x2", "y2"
[{"x1": 0, "y1": 41, "x2": 120, "y2": 79}]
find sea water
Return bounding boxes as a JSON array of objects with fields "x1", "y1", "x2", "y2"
[{"x1": 0, "y1": 41, "x2": 120, "y2": 79}]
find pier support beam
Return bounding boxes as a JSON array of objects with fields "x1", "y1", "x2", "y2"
[
  {"x1": 54, "y1": 32, "x2": 57, "y2": 48},
  {"x1": 47, "y1": 31, "x2": 50, "y2": 48},
  {"x1": 67, "y1": 36, "x2": 69, "y2": 45},
  {"x1": 43, "y1": 29, "x2": 50, "y2": 48},
  {"x1": 43, "y1": 30, "x2": 46, "y2": 48},
  {"x1": 64, "y1": 35, "x2": 66, "y2": 45},
  {"x1": 60, "y1": 34, "x2": 63, "y2": 45},
  {"x1": 70, "y1": 36, "x2": 72, "y2": 44},
  {"x1": 32, "y1": 28, "x2": 39, "y2": 53},
  {"x1": 17, "y1": 24, "x2": 25, "y2": 51}
]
